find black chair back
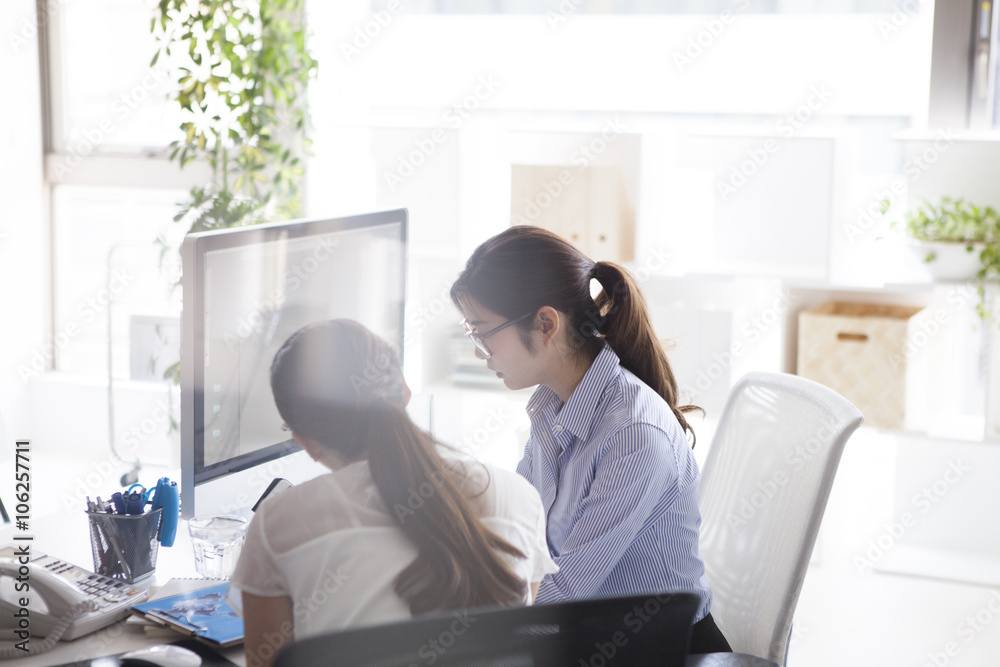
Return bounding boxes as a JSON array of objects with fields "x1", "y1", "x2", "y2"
[{"x1": 275, "y1": 591, "x2": 700, "y2": 667}]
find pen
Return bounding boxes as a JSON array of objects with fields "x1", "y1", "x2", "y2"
[{"x1": 125, "y1": 490, "x2": 146, "y2": 515}]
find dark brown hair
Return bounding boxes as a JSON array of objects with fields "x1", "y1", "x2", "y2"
[
  {"x1": 270, "y1": 319, "x2": 527, "y2": 614},
  {"x1": 450, "y1": 226, "x2": 700, "y2": 445}
]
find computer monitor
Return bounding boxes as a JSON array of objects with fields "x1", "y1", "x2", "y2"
[{"x1": 180, "y1": 209, "x2": 407, "y2": 518}]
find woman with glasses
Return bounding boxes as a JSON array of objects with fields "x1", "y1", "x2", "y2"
[
  {"x1": 229, "y1": 319, "x2": 556, "y2": 667},
  {"x1": 451, "y1": 226, "x2": 731, "y2": 654}
]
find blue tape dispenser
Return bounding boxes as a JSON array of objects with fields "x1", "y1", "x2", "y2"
[{"x1": 149, "y1": 477, "x2": 179, "y2": 547}]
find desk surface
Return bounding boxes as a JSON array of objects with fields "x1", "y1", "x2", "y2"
[{"x1": 1, "y1": 507, "x2": 244, "y2": 667}]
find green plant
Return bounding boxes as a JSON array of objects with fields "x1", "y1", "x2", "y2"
[
  {"x1": 150, "y1": 0, "x2": 318, "y2": 234},
  {"x1": 902, "y1": 197, "x2": 1000, "y2": 320},
  {"x1": 150, "y1": 0, "x2": 317, "y2": 386}
]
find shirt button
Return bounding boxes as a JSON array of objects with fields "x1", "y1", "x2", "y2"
[{"x1": 553, "y1": 424, "x2": 564, "y2": 433}]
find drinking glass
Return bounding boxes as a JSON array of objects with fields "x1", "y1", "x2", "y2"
[{"x1": 187, "y1": 515, "x2": 248, "y2": 579}]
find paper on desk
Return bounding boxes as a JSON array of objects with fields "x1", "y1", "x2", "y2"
[{"x1": 127, "y1": 578, "x2": 219, "y2": 628}]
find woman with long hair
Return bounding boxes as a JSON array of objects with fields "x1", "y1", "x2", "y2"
[
  {"x1": 229, "y1": 319, "x2": 556, "y2": 667},
  {"x1": 451, "y1": 226, "x2": 731, "y2": 654}
]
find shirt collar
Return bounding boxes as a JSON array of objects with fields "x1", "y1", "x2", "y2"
[{"x1": 526, "y1": 344, "x2": 621, "y2": 442}]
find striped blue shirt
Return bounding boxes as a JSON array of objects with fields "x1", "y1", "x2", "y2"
[{"x1": 516, "y1": 344, "x2": 712, "y2": 620}]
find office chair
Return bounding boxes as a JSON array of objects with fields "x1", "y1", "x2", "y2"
[
  {"x1": 698, "y1": 372, "x2": 863, "y2": 665},
  {"x1": 274, "y1": 592, "x2": 701, "y2": 667}
]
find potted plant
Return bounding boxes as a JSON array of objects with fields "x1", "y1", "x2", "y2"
[
  {"x1": 150, "y1": 0, "x2": 318, "y2": 385},
  {"x1": 899, "y1": 197, "x2": 1000, "y2": 319},
  {"x1": 150, "y1": 0, "x2": 318, "y2": 238}
]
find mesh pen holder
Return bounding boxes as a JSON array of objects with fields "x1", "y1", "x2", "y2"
[{"x1": 88, "y1": 508, "x2": 162, "y2": 583}]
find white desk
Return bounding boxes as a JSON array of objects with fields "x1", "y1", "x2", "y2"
[{"x1": 1, "y1": 507, "x2": 245, "y2": 667}]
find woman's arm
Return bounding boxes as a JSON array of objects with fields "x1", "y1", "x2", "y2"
[
  {"x1": 536, "y1": 424, "x2": 675, "y2": 602},
  {"x1": 242, "y1": 592, "x2": 295, "y2": 667}
]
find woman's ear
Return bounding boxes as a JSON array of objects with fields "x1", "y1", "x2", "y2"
[{"x1": 534, "y1": 306, "x2": 561, "y2": 344}]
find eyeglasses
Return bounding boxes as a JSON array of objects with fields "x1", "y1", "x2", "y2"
[
  {"x1": 280, "y1": 423, "x2": 291, "y2": 433},
  {"x1": 461, "y1": 312, "x2": 534, "y2": 359}
]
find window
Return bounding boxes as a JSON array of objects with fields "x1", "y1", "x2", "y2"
[{"x1": 929, "y1": 0, "x2": 1000, "y2": 130}]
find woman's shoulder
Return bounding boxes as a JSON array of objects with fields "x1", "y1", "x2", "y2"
[
  {"x1": 597, "y1": 366, "x2": 688, "y2": 446},
  {"x1": 444, "y1": 455, "x2": 541, "y2": 517},
  {"x1": 253, "y1": 465, "x2": 397, "y2": 548}
]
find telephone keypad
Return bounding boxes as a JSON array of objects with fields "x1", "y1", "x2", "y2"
[{"x1": 39, "y1": 556, "x2": 143, "y2": 606}]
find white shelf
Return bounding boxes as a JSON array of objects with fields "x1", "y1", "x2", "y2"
[{"x1": 892, "y1": 129, "x2": 1000, "y2": 143}]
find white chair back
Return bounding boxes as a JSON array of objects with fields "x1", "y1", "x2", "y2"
[{"x1": 699, "y1": 372, "x2": 863, "y2": 664}]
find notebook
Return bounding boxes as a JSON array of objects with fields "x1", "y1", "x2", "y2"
[{"x1": 130, "y1": 582, "x2": 244, "y2": 648}]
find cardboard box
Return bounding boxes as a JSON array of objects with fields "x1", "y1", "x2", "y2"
[{"x1": 797, "y1": 301, "x2": 927, "y2": 430}]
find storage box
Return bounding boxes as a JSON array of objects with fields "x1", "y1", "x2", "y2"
[{"x1": 797, "y1": 301, "x2": 927, "y2": 430}]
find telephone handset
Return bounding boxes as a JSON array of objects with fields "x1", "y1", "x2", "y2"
[{"x1": 0, "y1": 551, "x2": 149, "y2": 656}]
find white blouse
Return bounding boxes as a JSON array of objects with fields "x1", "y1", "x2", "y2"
[{"x1": 228, "y1": 454, "x2": 557, "y2": 639}]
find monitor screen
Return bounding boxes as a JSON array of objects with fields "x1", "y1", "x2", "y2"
[{"x1": 180, "y1": 209, "x2": 407, "y2": 517}]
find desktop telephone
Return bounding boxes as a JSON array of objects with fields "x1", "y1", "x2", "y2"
[{"x1": 0, "y1": 550, "x2": 149, "y2": 656}]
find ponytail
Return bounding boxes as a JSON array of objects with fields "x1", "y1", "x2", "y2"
[
  {"x1": 271, "y1": 319, "x2": 528, "y2": 616},
  {"x1": 364, "y1": 405, "x2": 527, "y2": 615},
  {"x1": 592, "y1": 261, "x2": 701, "y2": 445}
]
